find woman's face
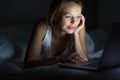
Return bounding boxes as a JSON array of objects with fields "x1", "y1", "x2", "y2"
[{"x1": 60, "y1": 2, "x2": 82, "y2": 34}]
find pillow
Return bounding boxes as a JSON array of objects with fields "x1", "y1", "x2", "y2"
[
  {"x1": 86, "y1": 33, "x2": 103, "y2": 59},
  {"x1": 86, "y1": 33, "x2": 95, "y2": 55},
  {"x1": 0, "y1": 36, "x2": 15, "y2": 64}
]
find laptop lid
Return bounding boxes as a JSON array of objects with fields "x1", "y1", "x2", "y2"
[{"x1": 98, "y1": 23, "x2": 120, "y2": 70}]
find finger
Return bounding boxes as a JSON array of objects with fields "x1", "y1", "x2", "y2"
[
  {"x1": 80, "y1": 14, "x2": 85, "y2": 25},
  {"x1": 73, "y1": 54, "x2": 88, "y2": 62},
  {"x1": 68, "y1": 57, "x2": 79, "y2": 63},
  {"x1": 69, "y1": 53, "x2": 88, "y2": 63},
  {"x1": 68, "y1": 56, "x2": 82, "y2": 63},
  {"x1": 69, "y1": 53, "x2": 77, "y2": 58},
  {"x1": 70, "y1": 54, "x2": 81, "y2": 60},
  {"x1": 79, "y1": 56, "x2": 88, "y2": 62},
  {"x1": 80, "y1": 14, "x2": 85, "y2": 21},
  {"x1": 68, "y1": 57, "x2": 76, "y2": 63}
]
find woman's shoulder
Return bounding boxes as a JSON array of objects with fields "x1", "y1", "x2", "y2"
[
  {"x1": 32, "y1": 18, "x2": 49, "y2": 39},
  {"x1": 34, "y1": 18, "x2": 49, "y2": 34},
  {"x1": 35, "y1": 18, "x2": 48, "y2": 30}
]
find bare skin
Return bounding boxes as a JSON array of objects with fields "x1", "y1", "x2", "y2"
[{"x1": 24, "y1": 2, "x2": 88, "y2": 68}]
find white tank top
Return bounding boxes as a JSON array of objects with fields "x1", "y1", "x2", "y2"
[{"x1": 40, "y1": 26, "x2": 73, "y2": 60}]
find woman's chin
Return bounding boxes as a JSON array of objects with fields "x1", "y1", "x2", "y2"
[{"x1": 66, "y1": 31, "x2": 74, "y2": 34}]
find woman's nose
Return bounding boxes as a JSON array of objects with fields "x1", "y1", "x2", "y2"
[{"x1": 71, "y1": 17, "x2": 76, "y2": 24}]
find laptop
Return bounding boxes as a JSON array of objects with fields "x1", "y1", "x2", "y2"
[
  {"x1": 57, "y1": 23, "x2": 120, "y2": 71},
  {"x1": 57, "y1": 58, "x2": 99, "y2": 71}
]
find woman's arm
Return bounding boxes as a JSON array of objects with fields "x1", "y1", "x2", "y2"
[
  {"x1": 24, "y1": 20, "x2": 46, "y2": 68},
  {"x1": 24, "y1": 57, "x2": 57, "y2": 68},
  {"x1": 24, "y1": 20, "x2": 58, "y2": 68},
  {"x1": 24, "y1": 19, "x2": 69, "y2": 68},
  {"x1": 74, "y1": 14, "x2": 88, "y2": 59},
  {"x1": 74, "y1": 26, "x2": 88, "y2": 59},
  {"x1": 68, "y1": 15, "x2": 88, "y2": 63}
]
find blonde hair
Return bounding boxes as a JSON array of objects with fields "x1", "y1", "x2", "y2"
[{"x1": 46, "y1": 0, "x2": 83, "y2": 29}]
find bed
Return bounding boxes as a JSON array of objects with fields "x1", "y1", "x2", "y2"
[
  {"x1": 0, "y1": 0, "x2": 112, "y2": 79},
  {"x1": 0, "y1": 23, "x2": 105, "y2": 80}
]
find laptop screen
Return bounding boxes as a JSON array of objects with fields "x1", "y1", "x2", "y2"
[{"x1": 98, "y1": 23, "x2": 120, "y2": 70}]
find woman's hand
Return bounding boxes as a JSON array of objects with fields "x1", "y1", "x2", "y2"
[
  {"x1": 68, "y1": 53, "x2": 88, "y2": 64},
  {"x1": 74, "y1": 14, "x2": 85, "y2": 35}
]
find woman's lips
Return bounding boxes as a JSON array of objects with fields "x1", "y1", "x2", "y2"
[{"x1": 67, "y1": 26, "x2": 75, "y2": 30}]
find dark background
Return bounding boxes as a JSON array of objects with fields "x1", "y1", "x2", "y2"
[
  {"x1": 0, "y1": 0, "x2": 120, "y2": 29},
  {"x1": 0, "y1": 0, "x2": 120, "y2": 50},
  {"x1": 1, "y1": 0, "x2": 120, "y2": 30}
]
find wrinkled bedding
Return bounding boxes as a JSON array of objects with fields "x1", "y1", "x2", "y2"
[
  {"x1": 0, "y1": 24, "x2": 33, "y2": 73},
  {"x1": 0, "y1": 24, "x2": 103, "y2": 79}
]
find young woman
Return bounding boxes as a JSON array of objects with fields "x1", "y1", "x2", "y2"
[{"x1": 24, "y1": 0, "x2": 88, "y2": 68}]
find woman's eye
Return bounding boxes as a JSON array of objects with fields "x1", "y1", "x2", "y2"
[
  {"x1": 76, "y1": 16, "x2": 81, "y2": 18},
  {"x1": 65, "y1": 16, "x2": 72, "y2": 18}
]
